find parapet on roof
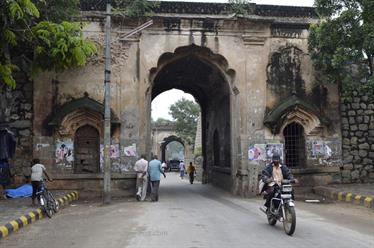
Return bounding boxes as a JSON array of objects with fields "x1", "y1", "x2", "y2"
[{"x1": 79, "y1": 1, "x2": 317, "y2": 18}]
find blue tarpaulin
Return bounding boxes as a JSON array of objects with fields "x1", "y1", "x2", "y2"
[{"x1": 4, "y1": 184, "x2": 32, "y2": 198}]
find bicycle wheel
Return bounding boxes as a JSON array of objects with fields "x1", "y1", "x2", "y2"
[
  {"x1": 48, "y1": 191, "x2": 59, "y2": 213},
  {"x1": 43, "y1": 192, "x2": 54, "y2": 218}
]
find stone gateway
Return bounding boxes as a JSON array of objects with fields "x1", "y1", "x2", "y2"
[{"x1": 3, "y1": 2, "x2": 370, "y2": 196}]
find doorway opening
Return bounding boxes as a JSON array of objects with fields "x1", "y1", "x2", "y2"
[
  {"x1": 74, "y1": 125, "x2": 100, "y2": 173},
  {"x1": 283, "y1": 122, "x2": 306, "y2": 167}
]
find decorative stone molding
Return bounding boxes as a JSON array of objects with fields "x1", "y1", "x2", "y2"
[
  {"x1": 279, "y1": 106, "x2": 325, "y2": 136},
  {"x1": 80, "y1": 1, "x2": 316, "y2": 18},
  {"x1": 242, "y1": 34, "x2": 267, "y2": 46},
  {"x1": 44, "y1": 95, "x2": 119, "y2": 136},
  {"x1": 264, "y1": 95, "x2": 329, "y2": 135},
  {"x1": 58, "y1": 109, "x2": 103, "y2": 137},
  {"x1": 271, "y1": 23, "x2": 309, "y2": 39}
]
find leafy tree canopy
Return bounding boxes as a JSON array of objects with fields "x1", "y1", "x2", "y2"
[
  {"x1": 169, "y1": 98, "x2": 200, "y2": 146},
  {"x1": 152, "y1": 117, "x2": 174, "y2": 126},
  {"x1": 308, "y1": 0, "x2": 374, "y2": 97},
  {"x1": 228, "y1": 0, "x2": 252, "y2": 16},
  {"x1": 114, "y1": 0, "x2": 159, "y2": 18},
  {"x1": 0, "y1": 0, "x2": 96, "y2": 89}
]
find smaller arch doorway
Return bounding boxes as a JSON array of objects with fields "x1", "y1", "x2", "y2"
[
  {"x1": 283, "y1": 122, "x2": 306, "y2": 167},
  {"x1": 160, "y1": 136, "x2": 185, "y2": 163},
  {"x1": 74, "y1": 125, "x2": 100, "y2": 173}
]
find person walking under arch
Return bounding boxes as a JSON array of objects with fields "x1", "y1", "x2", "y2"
[
  {"x1": 179, "y1": 160, "x2": 185, "y2": 179},
  {"x1": 187, "y1": 162, "x2": 196, "y2": 184},
  {"x1": 148, "y1": 155, "x2": 166, "y2": 202},
  {"x1": 134, "y1": 154, "x2": 148, "y2": 201}
]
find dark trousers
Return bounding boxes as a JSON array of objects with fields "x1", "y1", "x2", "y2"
[
  {"x1": 150, "y1": 180, "x2": 160, "y2": 201},
  {"x1": 31, "y1": 181, "x2": 41, "y2": 200},
  {"x1": 189, "y1": 173, "x2": 194, "y2": 184},
  {"x1": 264, "y1": 185, "x2": 275, "y2": 208}
]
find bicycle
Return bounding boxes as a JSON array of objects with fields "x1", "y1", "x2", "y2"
[{"x1": 36, "y1": 180, "x2": 59, "y2": 218}]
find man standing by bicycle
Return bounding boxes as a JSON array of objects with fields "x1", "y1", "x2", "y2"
[{"x1": 31, "y1": 159, "x2": 52, "y2": 206}]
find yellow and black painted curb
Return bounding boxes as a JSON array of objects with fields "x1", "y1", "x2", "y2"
[
  {"x1": 313, "y1": 186, "x2": 373, "y2": 210},
  {"x1": 334, "y1": 191, "x2": 373, "y2": 209},
  {"x1": 0, "y1": 191, "x2": 79, "y2": 240}
]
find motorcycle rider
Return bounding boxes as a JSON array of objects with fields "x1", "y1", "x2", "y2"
[{"x1": 261, "y1": 153, "x2": 297, "y2": 211}]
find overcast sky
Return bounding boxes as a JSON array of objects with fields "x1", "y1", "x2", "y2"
[{"x1": 152, "y1": 0, "x2": 315, "y2": 121}]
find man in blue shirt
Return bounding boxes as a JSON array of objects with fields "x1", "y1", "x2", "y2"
[{"x1": 148, "y1": 155, "x2": 166, "y2": 202}]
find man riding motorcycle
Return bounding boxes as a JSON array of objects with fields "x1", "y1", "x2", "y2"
[{"x1": 261, "y1": 153, "x2": 297, "y2": 211}]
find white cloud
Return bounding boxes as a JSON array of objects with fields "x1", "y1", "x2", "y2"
[{"x1": 152, "y1": 89, "x2": 196, "y2": 121}]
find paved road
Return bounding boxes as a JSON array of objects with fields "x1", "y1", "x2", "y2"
[{"x1": 1, "y1": 173, "x2": 374, "y2": 248}]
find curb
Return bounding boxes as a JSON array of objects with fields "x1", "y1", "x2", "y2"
[
  {"x1": 313, "y1": 186, "x2": 373, "y2": 209},
  {"x1": 0, "y1": 191, "x2": 79, "y2": 240}
]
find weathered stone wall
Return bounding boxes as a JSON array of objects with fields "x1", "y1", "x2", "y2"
[
  {"x1": 341, "y1": 91, "x2": 374, "y2": 182},
  {"x1": 0, "y1": 73, "x2": 33, "y2": 180},
  {"x1": 25, "y1": 2, "x2": 342, "y2": 195}
]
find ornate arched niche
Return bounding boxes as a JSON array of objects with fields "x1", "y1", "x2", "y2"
[
  {"x1": 45, "y1": 95, "x2": 120, "y2": 137},
  {"x1": 58, "y1": 109, "x2": 103, "y2": 137},
  {"x1": 264, "y1": 95, "x2": 329, "y2": 136}
]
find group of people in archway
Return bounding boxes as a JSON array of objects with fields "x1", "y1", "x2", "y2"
[{"x1": 133, "y1": 155, "x2": 196, "y2": 202}]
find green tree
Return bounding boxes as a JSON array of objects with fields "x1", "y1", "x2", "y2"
[
  {"x1": 169, "y1": 98, "x2": 200, "y2": 146},
  {"x1": 114, "y1": 0, "x2": 159, "y2": 17},
  {"x1": 152, "y1": 117, "x2": 174, "y2": 126},
  {"x1": 0, "y1": 0, "x2": 96, "y2": 89},
  {"x1": 229, "y1": 0, "x2": 252, "y2": 16},
  {"x1": 308, "y1": 0, "x2": 374, "y2": 97}
]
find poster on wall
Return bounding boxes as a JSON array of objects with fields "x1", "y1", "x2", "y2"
[
  {"x1": 248, "y1": 144, "x2": 266, "y2": 161},
  {"x1": 265, "y1": 143, "x2": 284, "y2": 161},
  {"x1": 55, "y1": 139, "x2": 74, "y2": 168},
  {"x1": 100, "y1": 144, "x2": 120, "y2": 161},
  {"x1": 311, "y1": 141, "x2": 332, "y2": 159},
  {"x1": 124, "y1": 144, "x2": 137, "y2": 157},
  {"x1": 100, "y1": 144, "x2": 121, "y2": 172}
]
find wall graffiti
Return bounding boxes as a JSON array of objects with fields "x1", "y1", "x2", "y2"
[{"x1": 55, "y1": 138, "x2": 74, "y2": 168}]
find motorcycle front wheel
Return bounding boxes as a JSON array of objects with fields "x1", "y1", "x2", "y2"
[
  {"x1": 283, "y1": 206, "x2": 296, "y2": 235},
  {"x1": 267, "y1": 215, "x2": 277, "y2": 226}
]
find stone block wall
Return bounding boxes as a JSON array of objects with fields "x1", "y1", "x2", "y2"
[
  {"x1": 0, "y1": 73, "x2": 33, "y2": 179},
  {"x1": 341, "y1": 91, "x2": 374, "y2": 183}
]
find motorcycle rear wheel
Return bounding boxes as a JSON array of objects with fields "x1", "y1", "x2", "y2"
[{"x1": 283, "y1": 206, "x2": 296, "y2": 235}]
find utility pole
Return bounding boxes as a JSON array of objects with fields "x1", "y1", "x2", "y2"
[
  {"x1": 102, "y1": 0, "x2": 153, "y2": 205},
  {"x1": 103, "y1": 0, "x2": 112, "y2": 205}
]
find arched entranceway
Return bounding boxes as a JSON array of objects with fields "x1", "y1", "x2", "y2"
[
  {"x1": 148, "y1": 45, "x2": 236, "y2": 188},
  {"x1": 160, "y1": 135, "x2": 185, "y2": 163},
  {"x1": 283, "y1": 122, "x2": 306, "y2": 167},
  {"x1": 74, "y1": 125, "x2": 100, "y2": 173}
]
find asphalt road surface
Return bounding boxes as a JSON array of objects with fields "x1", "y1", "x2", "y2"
[{"x1": 1, "y1": 173, "x2": 373, "y2": 248}]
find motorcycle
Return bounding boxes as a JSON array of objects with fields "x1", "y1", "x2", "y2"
[{"x1": 260, "y1": 179, "x2": 296, "y2": 236}]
